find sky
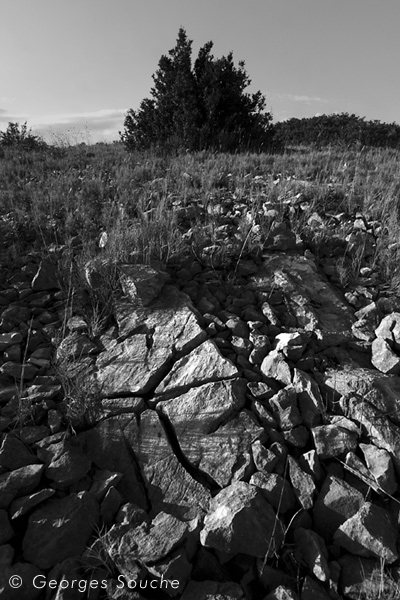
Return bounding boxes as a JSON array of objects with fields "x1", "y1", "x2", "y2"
[{"x1": 1, "y1": 0, "x2": 400, "y2": 144}]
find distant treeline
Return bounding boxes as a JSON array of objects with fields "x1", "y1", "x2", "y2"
[{"x1": 273, "y1": 113, "x2": 400, "y2": 150}]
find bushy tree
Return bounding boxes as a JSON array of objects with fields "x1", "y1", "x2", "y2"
[
  {"x1": 0, "y1": 122, "x2": 46, "y2": 150},
  {"x1": 121, "y1": 28, "x2": 273, "y2": 152}
]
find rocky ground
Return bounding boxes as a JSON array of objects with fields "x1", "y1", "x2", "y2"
[{"x1": 1, "y1": 187, "x2": 400, "y2": 600}]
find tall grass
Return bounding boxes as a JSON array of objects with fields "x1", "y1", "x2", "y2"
[{"x1": 1, "y1": 142, "x2": 400, "y2": 292}]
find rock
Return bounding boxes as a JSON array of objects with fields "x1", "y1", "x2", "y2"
[
  {"x1": 359, "y1": 443, "x2": 397, "y2": 495},
  {"x1": 261, "y1": 351, "x2": 292, "y2": 386},
  {"x1": 311, "y1": 424, "x2": 358, "y2": 458},
  {"x1": 269, "y1": 386, "x2": 302, "y2": 431},
  {"x1": 300, "y1": 576, "x2": 331, "y2": 600},
  {"x1": 181, "y1": 580, "x2": 246, "y2": 600},
  {"x1": 287, "y1": 457, "x2": 315, "y2": 509},
  {"x1": 98, "y1": 287, "x2": 206, "y2": 395},
  {"x1": 0, "y1": 510, "x2": 13, "y2": 544},
  {"x1": 23, "y1": 491, "x2": 99, "y2": 569},
  {"x1": 77, "y1": 416, "x2": 147, "y2": 509},
  {"x1": 321, "y1": 367, "x2": 400, "y2": 421},
  {"x1": 154, "y1": 340, "x2": 238, "y2": 399},
  {"x1": 313, "y1": 475, "x2": 364, "y2": 538},
  {"x1": 334, "y1": 502, "x2": 398, "y2": 563},
  {"x1": 200, "y1": 481, "x2": 284, "y2": 558},
  {"x1": 0, "y1": 434, "x2": 40, "y2": 470},
  {"x1": 264, "y1": 586, "x2": 299, "y2": 600},
  {"x1": 371, "y1": 338, "x2": 400, "y2": 374},
  {"x1": 0, "y1": 464, "x2": 44, "y2": 509},
  {"x1": 125, "y1": 410, "x2": 211, "y2": 519},
  {"x1": 252, "y1": 440, "x2": 279, "y2": 473},
  {"x1": 375, "y1": 312, "x2": 400, "y2": 349},
  {"x1": 294, "y1": 528, "x2": 330, "y2": 581},
  {"x1": 9, "y1": 489, "x2": 55, "y2": 520},
  {"x1": 0, "y1": 332, "x2": 23, "y2": 351},
  {"x1": 110, "y1": 511, "x2": 188, "y2": 577},
  {"x1": 249, "y1": 255, "x2": 355, "y2": 348},
  {"x1": 118, "y1": 263, "x2": 168, "y2": 306},
  {"x1": 250, "y1": 472, "x2": 296, "y2": 513},
  {"x1": 31, "y1": 259, "x2": 59, "y2": 291},
  {"x1": 293, "y1": 369, "x2": 325, "y2": 427},
  {"x1": 344, "y1": 396, "x2": 400, "y2": 475},
  {"x1": 36, "y1": 437, "x2": 92, "y2": 486},
  {"x1": 159, "y1": 382, "x2": 262, "y2": 486},
  {"x1": 337, "y1": 555, "x2": 378, "y2": 599}
]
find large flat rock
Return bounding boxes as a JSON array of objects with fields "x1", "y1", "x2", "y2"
[
  {"x1": 96, "y1": 286, "x2": 206, "y2": 396},
  {"x1": 249, "y1": 254, "x2": 355, "y2": 348}
]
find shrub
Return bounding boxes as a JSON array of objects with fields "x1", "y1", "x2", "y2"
[{"x1": 0, "y1": 121, "x2": 46, "y2": 151}]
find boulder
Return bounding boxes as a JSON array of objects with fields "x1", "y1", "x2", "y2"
[
  {"x1": 200, "y1": 481, "x2": 284, "y2": 558},
  {"x1": 313, "y1": 475, "x2": 364, "y2": 538},
  {"x1": 23, "y1": 492, "x2": 99, "y2": 569},
  {"x1": 334, "y1": 502, "x2": 398, "y2": 563},
  {"x1": 371, "y1": 338, "x2": 400, "y2": 374}
]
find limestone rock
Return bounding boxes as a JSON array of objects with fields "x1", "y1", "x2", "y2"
[
  {"x1": 375, "y1": 312, "x2": 400, "y2": 349},
  {"x1": 287, "y1": 456, "x2": 315, "y2": 509},
  {"x1": 264, "y1": 586, "x2": 299, "y2": 600},
  {"x1": 294, "y1": 527, "x2": 330, "y2": 581},
  {"x1": 200, "y1": 481, "x2": 284, "y2": 558},
  {"x1": 313, "y1": 475, "x2": 364, "y2": 538},
  {"x1": 322, "y1": 367, "x2": 400, "y2": 421},
  {"x1": 77, "y1": 416, "x2": 148, "y2": 510},
  {"x1": 261, "y1": 351, "x2": 292, "y2": 385},
  {"x1": 293, "y1": 369, "x2": 325, "y2": 427},
  {"x1": 31, "y1": 259, "x2": 59, "y2": 291},
  {"x1": 345, "y1": 396, "x2": 400, "y2": 475},
  {"x1": 338, "y1": 555, "x2": 379, "y2": 600},
  {"x1": 250, "y1": 471, "x2": 296, "y2": 513},
  {"x1": 111, "y1": 512, "x2": 189, "y2": 578},
  {"x1": 0, "y1": 510, "x2": 13, "y2": 544},
  {"x1": 371, "y1": 338, "x2": 400, "y2": 374},
  {"x1": 98, "y1": 287, "x2": 206, "y2": 395},
  {"x1": 125, "y1": 410, "x2": 211, "y2": 519},
  {"x1": 118, "y1": 263, "x2": 168, "y2": 306},
  {"x1": 334, "y1": 502, "x2": 398, "y2": 563},
  {"x1": 23, "y1": 491, "x2": 100, "y2": 569},
  {"x1": 0, "y1": 464, "x2": 44, "y2": 509},
  {"x1": 359, "y1": 443, "x2": 397, "y2": 495},
  {"x1": 249, "y1": 255, "x2": 355, "y2": 348},
  {"x1": 154, "y1": 339, "x2": 238, "y2": 399},
  {"x1": 0, "y1": 434, "x2": 40, "y2": 470},
  {"x1": 9, "y1": 488, "x2": 55, "y2": 520},
  {"x1": 311, "y1": 424, "x2": 358, "y2": 458}
]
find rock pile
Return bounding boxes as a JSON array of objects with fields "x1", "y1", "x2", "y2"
[{"x1": 1, "y1": 203, "x2": 400, "y2": 600}]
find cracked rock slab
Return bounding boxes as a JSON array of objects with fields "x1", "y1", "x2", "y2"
[
  {"x1": 124, "y1": 410, "x2": 211, "y2": 520},
  {"x1": 98, "y1": 286, "x2": 206, "y2": 396},
  {"x1": 154, "y1": 339, "x2": 238, "y2": 400}
]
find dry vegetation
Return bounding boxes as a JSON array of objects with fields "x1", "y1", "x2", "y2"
[{"x1": 1, "y1": 141, "x2": 400, "y2": 290}]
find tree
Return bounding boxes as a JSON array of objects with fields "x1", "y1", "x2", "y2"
[
  {"x1": 0, "y1": 122, "x2": 46, "y2": 150},
  {"x1": 120, "y1": 28, "x2": 273, "y2": 152}
]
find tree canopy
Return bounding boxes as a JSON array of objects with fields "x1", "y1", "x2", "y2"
[{"x1": 120, "y1": 28, "x2": 273, "y2": 152}]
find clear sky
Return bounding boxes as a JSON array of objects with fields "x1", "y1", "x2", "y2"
[{"x1": 1, "y1": 0, "x2": 399, "y2": 143}]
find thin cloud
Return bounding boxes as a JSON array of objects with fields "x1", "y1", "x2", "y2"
[{"x1": 267, "y1": 92, "x2": 330, "y2": 104}]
